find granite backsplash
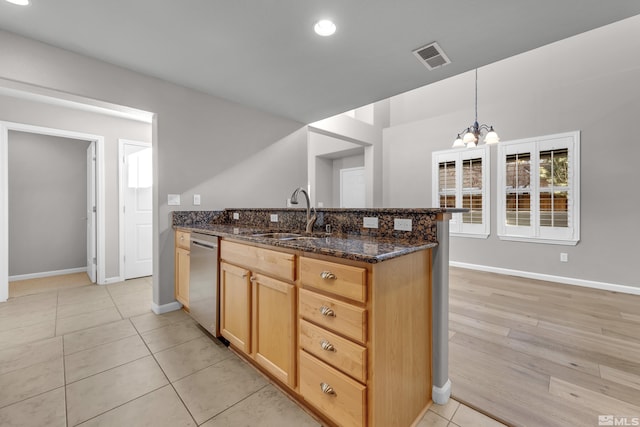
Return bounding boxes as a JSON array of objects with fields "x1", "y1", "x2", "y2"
[{"x1": 172, "y1": 208, "x2": 449, "y2": 243}]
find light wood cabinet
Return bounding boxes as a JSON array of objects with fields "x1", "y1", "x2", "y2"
[
  {"x1": 218, "y1": 238, "x2": 432, "y2": 426},
  {"x1": 299, "y1": 250, "x2": 432, "y2": 427},
  {"x1": 220, "y1": 261, "x2": 252, "y2": 353},
  {"x1": 252, "y1": 273, "x2": 296, "y2": 388},
  {"x1": 300, "y1": 351, "x2": 366, "y2": 427},
  {"x1": 174, "y1": 230, "x2": 190, "y2": 308},
  {"x1": 300, "y1": 257, "x2": 367, "y2": 303},
  {"x1": 220, "y1": 240, "x2": 297, "y2": 389}
]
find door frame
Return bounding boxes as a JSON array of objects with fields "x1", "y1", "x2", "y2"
[
  {"x1": 118, "y1": 138, "x2": 152, "y2": 281},
  {"x1": 0, "y1": 121, "x2": 106, "y2": 302}
]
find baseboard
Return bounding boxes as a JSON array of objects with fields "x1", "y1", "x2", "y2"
[
  {"x1": 102, "y1": 276, "x2": 124, "y2": 285},
  {"x1": 151, "y1": 301, "x2": 182, "y2": 315},
  {"x1": 450, "y1": 261, "x2": 640, "y2": 296},
  {"x1": 9, "y1": 267, "x2": 87, "y2": 282},
  {"x1": 432, "y1": 379, "x2": 452, "y2": 405}
]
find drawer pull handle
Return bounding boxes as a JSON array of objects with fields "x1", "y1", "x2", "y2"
[
  {"x1": 320, "y1": 382, "x2": 336, "y2": 396},
  {"x1": 320, "y1": 339, "x2": 336, "y2": 352},
  {"x1": 319, "y1": 305, "x2": 336, "y2": 317},
  {"x1": 320, "y1": 271, "x2": 337, "y2": 280}
]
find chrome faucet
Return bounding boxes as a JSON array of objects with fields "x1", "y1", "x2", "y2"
[{"x1": 290, "y1": 187, "x2": 317, "y2": 233}]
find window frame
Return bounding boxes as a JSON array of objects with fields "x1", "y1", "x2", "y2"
[
  {"x1": 432, "y1": 146, "x2": 490, "y2": 238},
  {"x1": 497, "y1": 131, "x2": 580, "y2": 245}
]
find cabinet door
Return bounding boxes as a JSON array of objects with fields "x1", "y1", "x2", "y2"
[
  {"x1": 220, "y1": 262, "x2": 252, "y2": 354},
  {"x1": 175, "y1": 247, "x2": 190, "y2": 308},
  {"x1": 252, "y1": 273, "x2": 296, "y2": 388}
]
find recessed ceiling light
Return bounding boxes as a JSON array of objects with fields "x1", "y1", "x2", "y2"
[
  {"x1": 314, "y1": 19, "x2": 336, "y2": 37},
  {"x1": 5, "y1": 0, "x2": 30, "y2": 5}
]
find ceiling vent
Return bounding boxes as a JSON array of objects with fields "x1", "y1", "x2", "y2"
[{"x1": 412, "y1": 42, "x2": 451, "y2": 70}]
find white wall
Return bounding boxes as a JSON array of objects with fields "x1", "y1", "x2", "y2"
[
  {"x1": 0, "y1": 29, "x2": 306, "y2": 307},
  {"x1": 383, "y1": 15, "x2": 640, "y2": 288}
]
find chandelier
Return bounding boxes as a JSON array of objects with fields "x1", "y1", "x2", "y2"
[{"x1": 452, "y1": 69, "x2": 499, "y2": 148}]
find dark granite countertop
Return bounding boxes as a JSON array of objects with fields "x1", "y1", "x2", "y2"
[{"x1": 175, "y1": 224, "x2": 437, "y2": 264}]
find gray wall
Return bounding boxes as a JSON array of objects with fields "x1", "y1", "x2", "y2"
[
  {"x1": 8, "y1": 132, "x2": 89, "y2": 276},
  {"x1": 382, "y1": 15, "x2": 640, "y2": 288},
  {"x1": 0, "y1": 29, "x2": 306, "y2": 306},
  {"x1": 0, "y1": 94, "x2": 152, "y2": 279},
  {"x1": 315, "y1": 156, "x2": 333, "y2": 208}
]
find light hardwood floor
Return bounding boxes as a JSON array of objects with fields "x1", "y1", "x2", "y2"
[
  {"x1": 9, "y1": 272, "x2": 92, "y2": 298},
  {"x1": 449, "y1": 267, "x2": 640, "y2": 427}
]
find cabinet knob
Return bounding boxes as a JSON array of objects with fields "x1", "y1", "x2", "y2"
[
  {"x1": 320, "y1": 271, "x2": 337, "y2": 280},
  {"x1": 249, "y1": 276, "x2": 257, "y2": 282},
  {"x1": 319, "y1": 305, "x2": 336, "y2": 317},
  {"x1": 320, "y1": 382, "x2": 336, "y2": 396},
  {"x1": 320, "y1": 339, "x2": 336, "y2": 352}
]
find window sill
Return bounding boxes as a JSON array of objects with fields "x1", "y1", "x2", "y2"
[
  {"x1": 497, "y1": 235, "x2": 579, "y2": 246},
  {"x1": 451, "y1": 232, "x2": 489, "y2": 239}
]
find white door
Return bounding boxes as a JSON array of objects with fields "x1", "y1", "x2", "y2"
[
  {"x1": 340, "y1": 167, "x2": 366, "y2": 208},
  {"x1": 122, "y1": 142, "x2": 152, "y2": 279},
  {"x1": 86, "y1": 142, "x2": 97, "y2": 283}
]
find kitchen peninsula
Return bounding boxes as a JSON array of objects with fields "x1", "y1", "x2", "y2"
[{"x1": 173, "y1": 207, "x2": 455, "y2": 427}]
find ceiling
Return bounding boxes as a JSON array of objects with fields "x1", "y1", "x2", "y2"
[{"x1": 1, "y1": 1, "x2": 640, "y2": 124}]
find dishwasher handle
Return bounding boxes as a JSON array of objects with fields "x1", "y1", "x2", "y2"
[{"x1": 191, "y1": 240, "x2": 218, "y2": 250}]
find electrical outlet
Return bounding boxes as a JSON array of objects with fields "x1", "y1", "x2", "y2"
[
  {"x1": 394, "y1": 218, "x2": 412, "y2": 231},
  {"x1": 193, "y1": 194, "x2": 201, "y2": 205},
  {"x1": 363, "y1": 217, "x2": 379, "y2": 228},
  {"x1": 233, "y1": 212, "x2": 239, "y2": 220},
  {"x1": 560, "y1": 253, "x2": 568, "y2": 262},
  {"x1": 270, "y1": 214, "x2": 278, "y2": 222},
  {"x1": 167, "y1": 194, "x2": 180, "y2": 206}
]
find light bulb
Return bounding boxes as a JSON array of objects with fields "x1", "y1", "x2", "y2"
[
  {"x1": 462, "y1": 131, "x2": 477, "y2": 144},
  {"x1": 314, "y1": 20, "x2": 336, "y2": 36},
  {"x1": 452, "y1": 135, "x2": 465, "y2": 148},
  {"x1": 484, "y1": 128, "x2": 500, "y2": 144}
]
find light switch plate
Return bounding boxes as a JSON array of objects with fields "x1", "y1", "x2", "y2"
[
  {"x1": 363, "y1": 217, "x2": 379, "y2": 228},
  {"x1": 270, "y1": 214, "x2": 278, "y2": 222},
  {"x1": 394, "y1": 218, "x2": 412, "y2": 231},
  {"x1": 167, "y1": 194, "x2": 180, "y2": 206},
  {"x1": 233, "y1": 212, "x2": 240, "y2": 220},
  {"x1": 193, "y1": 194, "x2": 201, "y2": 205}
]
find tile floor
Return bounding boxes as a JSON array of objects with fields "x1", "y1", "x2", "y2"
[{"x1": 0, "y1": 277, "x2": 505, "y2": 426}]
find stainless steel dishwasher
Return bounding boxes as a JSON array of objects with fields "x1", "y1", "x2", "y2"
[{"x1": 188, "y1": 232, "x2": 219, "y2": 337}]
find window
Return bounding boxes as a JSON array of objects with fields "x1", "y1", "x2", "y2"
[
  {"x1": 497, "y1": 131, "x2": 580, "y2": 245},
  {"x1": 432, "y1": 146, "x2": 489, "y2": 238}
]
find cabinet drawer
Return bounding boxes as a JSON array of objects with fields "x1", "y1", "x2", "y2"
[
  {"x1": 300, "y1": 257, "x2": 366, "y2": 302},
  {"x1": 175, "y1": 230, "x2": 190, "y2": 250},
  {"x1": 221, "y1": 240, "x2": 295, "y2": 281},
  {"x1": 300, "y1": 320, "x2": 367, "y2": 383},
  {"x1": 299, "y1": 289, "x2": 366, "y2": 345},
  {"x1": 300, "y1": 351, "x2": 366, "y2": 427}
]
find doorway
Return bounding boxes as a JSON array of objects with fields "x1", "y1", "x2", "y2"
[
  {"x1": 119, "y1": 139, "x2": 153, "y2": 280},
  {"x1": 0, "y1": 122, "x2": 105, "y2": 302}
]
